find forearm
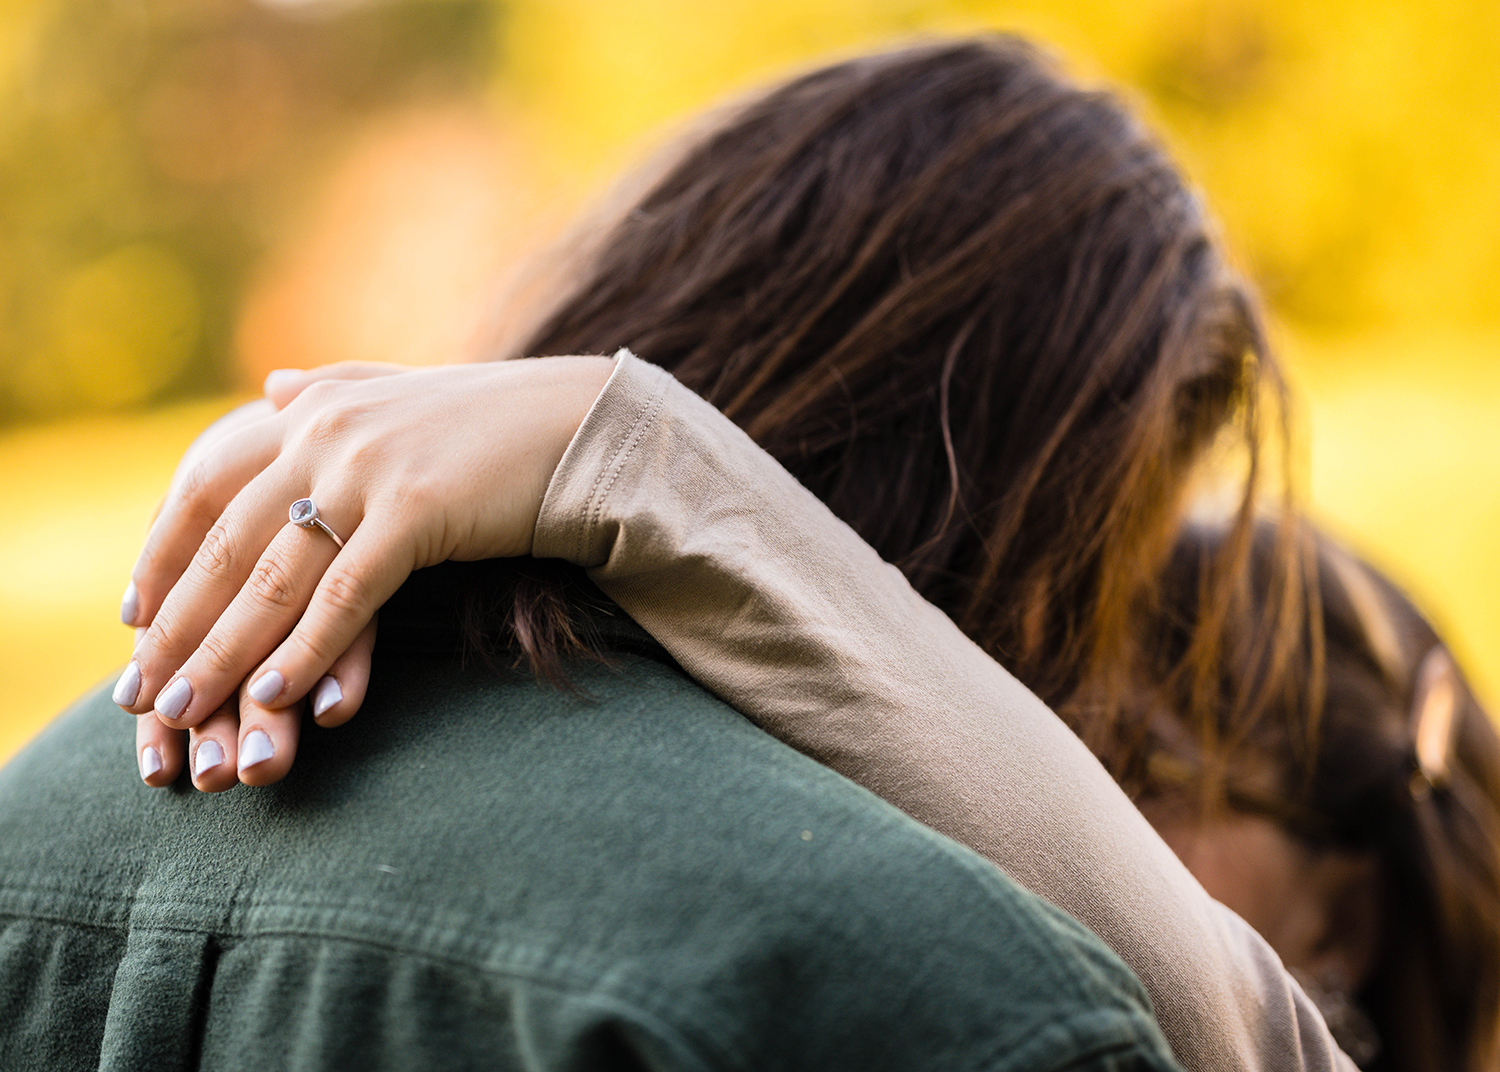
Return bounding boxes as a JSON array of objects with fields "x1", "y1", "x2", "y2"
[{"x1": 535, "y1": 352, "x2": 1353, "y2": 1072}]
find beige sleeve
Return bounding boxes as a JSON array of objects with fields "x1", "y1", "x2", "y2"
[{"x1": 535, "y1": 351, "x2": 1356, "y2": 1072}]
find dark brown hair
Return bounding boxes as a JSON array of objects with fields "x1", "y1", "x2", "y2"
[
  {"x1": 1134, "y1": 521, "x2": 1500, "y2": 1072},
  {"x1": 495, "y1": 36, "x2": 1288, "y2": 744}
]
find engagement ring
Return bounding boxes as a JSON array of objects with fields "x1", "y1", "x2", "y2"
[{"x1": 289, "y1": 498, "x2": 346, "y2": 549}]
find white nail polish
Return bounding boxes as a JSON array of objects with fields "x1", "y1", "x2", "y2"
[
  {"x1": 120, "y1": 581, "x2": 140, "y2": 626},
  {"x1": 139, "y1": 746, "x2": 162, "y2": 781},
  {"x1": 193, "y1": 739, "x2": 224, "y2": 777},
  {"x1": 247, "y1": 670, "x2": 285, "y2": 706},
  {"x1": 156, "y1": 677, "x2": 193, "y2": 721},
  {"x1": 312, "y1": 676, "x2": 343, "y2": 720},
  {"x1": 113, "y1": 661, "x2": 142, "y2": 707},
  {"x1": 239, "y1": 730, "x2": 274, "y2": 771}
]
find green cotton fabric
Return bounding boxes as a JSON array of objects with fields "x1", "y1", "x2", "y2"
[{"x1": 0, "y1": 580, "x2": 1181, "y2": 1072}]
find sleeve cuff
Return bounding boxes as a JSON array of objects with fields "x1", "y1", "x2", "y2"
[{"x1": 534, "y1": 348, "x2": 673, "y2": 567}]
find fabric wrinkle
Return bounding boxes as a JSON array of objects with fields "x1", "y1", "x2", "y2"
[{"x1": 533, "y1": 353, "x2": 1357, "y2": 1072}]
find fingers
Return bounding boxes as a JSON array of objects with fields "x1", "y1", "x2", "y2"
[
  {"x1": 182, "y1": 686, "x2": 305, "y2": 792},
  {"x1": 124, "y1": 411, "x2": 284, "y2": 631},
  {"x1": 233, "y1": 683, "x2": 305, "y2": 789},
  {"x1": 241, "y1": 528, "x2": 410, "y2": 721},
  {"x1": 132, "y1": 603, "x2": 378, "y2": 794},
  {"x1": 263, "y1": 362, "x2": 409, "y2": 410},
  {"x1": 137, "y1": 493, "x2": 348, "y2": 729},
  {"x1": 136, "y1": 498, "x2": 401, "y2": 739},
  {"x1": 173, "y1": 400, "x2": 278, "y2": 484},
  {"x1": 187, "y1": 703, "x2": 242, "y2": 793},
  {"x1": 136, "y1": 714, "x2": 186, "y2": 787},
  {"x1": 134, "y1": 680, "x2": 308, "y2": 792},
  {"x1": 229, "y1": 620, "x2": 376, "y2": 789},
  {"x1": 118, "y1": 467, "x2": 306, "y2": 720},
  {"x1": 307, "y1": 617, "x2": 377, "y2": 729},
  {"x1": 121, "y1": 356, "x2": 607, "y2": 742},
  {"x1": 133, "y1": 701, "x2": 241, "y2": 793}
]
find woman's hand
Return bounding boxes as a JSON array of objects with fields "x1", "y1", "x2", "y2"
[{"x1": 117, "y1": 356, "x2": 616, "y2": 790}]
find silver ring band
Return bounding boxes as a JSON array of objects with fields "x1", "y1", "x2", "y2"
[{"x1": 288, "y1": 498, "x2": 345, "y2": 549}]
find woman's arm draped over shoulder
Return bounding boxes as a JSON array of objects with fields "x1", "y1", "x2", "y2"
[{"x1": 534, "y1": 353, "x2": 1356, "y2": 1072}]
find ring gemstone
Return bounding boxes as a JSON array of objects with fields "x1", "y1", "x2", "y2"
[
  {"x1": 289, "y1": 498, "x2": 318, "y2": 526},
  {"x1": 287, "y1": 496, "x2": 345, "y2": 548}
]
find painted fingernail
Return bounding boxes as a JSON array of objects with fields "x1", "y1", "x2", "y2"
[
  {"x1": 155, "y1": 677, "x2": 193, "y2": 721},
  {"x1": 247, "y1": 670, "x2": 285, "y2": 706},
  {"x1": 120, "y1": 581, "x2": 140, "y2": 626},
  {"x1": 311, "y1": 675, "x2": 342, "y2": 720},
  {"x1": 192, "y1": 739, "x2": 224, "y2": 777},
  {"x1": 238, "y1": 729, "x2": 274, "y2": 772},
  {"x1": 139, "y1": 745, "x2": 162, "y2": 781},
  {"x1": 113, "y1": 661, "x2": 142, "y2": 707}
]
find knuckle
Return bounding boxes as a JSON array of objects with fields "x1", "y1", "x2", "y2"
[
  {"x1": 319, "y1": 568, "x2": 369, "y2": 621},
  {"x1": 296, "y1": 378, "x2": 341, "y2": 406},
  {"x1": 173, "y1": 461, "x2": 228, "y2": 533},
  {"x1": 195, "y1": 630, "x2": 240, "y2": 676},
  {"x1": 342, "y1": 434, "x2": 385, "y2": 475},
  {"x1": 295, "y1": 396, "x2": 383, "y2": 467},
  {"x1": 300, "y1": 400, "x2": 361, "y2": 451},
  {"x1": 143, "y1": 615, "x2": 185, "y2": 655},
  {"x1": 247, "y1": 554, "x2": 301, "y2": 610},
  {"x1": 193, "y1": 522, "x2": 239, "y2": 577},
  {"x1": 284, "y1": 627, "x2": 338, "y2": 668},
  {"x1": 173, "y1": 459, "x2": 214, "y2": 512}
]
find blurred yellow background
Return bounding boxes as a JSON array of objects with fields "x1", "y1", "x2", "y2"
[{"x1": 2, "y1": 0, "x2": 1498, "y2": 760}]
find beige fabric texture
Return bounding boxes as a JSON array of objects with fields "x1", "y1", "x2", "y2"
[{"x1": 535, "y1": 352, "x2": 1356, "y2": 1072}]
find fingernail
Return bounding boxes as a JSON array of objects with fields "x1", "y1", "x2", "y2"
[
  {"x1": 192, "y1": 739, "x2": 224, "y2": 777},
  {"x1": 120, "y1": 581, "x2": 140, "y2": 626},
  {"x1": 113, "y1": 661, "x2": 142, "y2": 707},
  {"x1": 139, "y1": 745, "x2": 162, "y2": 781},
  {"x1": 238, "y1": 729, "x2": 274, "y2": 771},
  {"x1": 247, "y1": 669, "x2": 285, "y2": 706},
  {"x1": 155, "y1": 677, "x2": 193, "y2": 721},
  {"x1": 311, "y1": 675, "x2": 342, "y2": 720}
]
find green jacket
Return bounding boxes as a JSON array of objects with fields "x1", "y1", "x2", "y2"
[{"x1": 0, "y1": 569, "x2": 1182, "y2": 1072}]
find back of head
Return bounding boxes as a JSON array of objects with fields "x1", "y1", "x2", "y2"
[
  {"x1": 1137, "y1": 521, "x2": 1500, "y2": 1071},
  {"x1": 520, "y1": 36, "x2": 1275, "y2": 730},
  {"x1": 1316, "y1": 539, "x2": 1500, "y2": 1072}
]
